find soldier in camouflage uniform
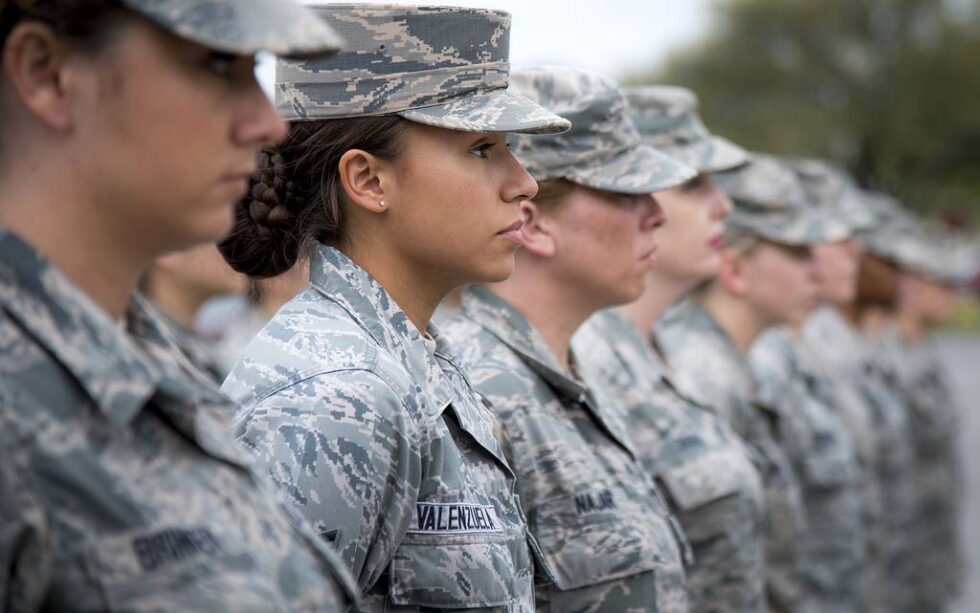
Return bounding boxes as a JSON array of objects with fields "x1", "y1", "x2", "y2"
[
  {"x1": 656, "y1": 153, "x2": 853, "y2": 613},
  {"x1": 858, "y1": 205, "x2": 968, "y2": 613},
  {"x1": 574, "y1": 86, "x2": 768, "y2": 613},
  {"x1": 219, "y1": 5, "x2": 570, "y2": 612},
  {"x1": 747, "y1": 159, "x2": 869, "y2": 613},
  {"x1": 803, "y1": 192, "x2": 929, "y2": 613},
  {"x1": 444, "y1": 67, "x2": 695, "y2": 612},
  {"x1": 0, "y1": 0, "x2": 360, "y2": 610}
]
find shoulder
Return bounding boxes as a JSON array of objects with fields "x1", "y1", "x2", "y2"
[
  {"x1": 0, "y1": 313, "x2": 92, "y2": 440},
  {"x1": 222, "y1": 291, "x2": 413, "y2": 409}
]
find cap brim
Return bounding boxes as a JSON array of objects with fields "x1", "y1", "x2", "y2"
[
  {"x1": 667, "y1": 136, "x2": 750, "y2": 174},
  {"x1": 397, "y1": 89, "x2": 570, "y2": 135},
  {"x1": 125, "y1": 0, "x2": 344, "y2": 58},
  {"x1": 565, "y1": 144, "x2": 697, "y2": 195},
  {"x1": 738, "y1": 208, "x2": 853, "y2": 246}
]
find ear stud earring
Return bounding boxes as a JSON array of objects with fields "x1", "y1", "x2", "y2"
[{"x1": 379, "y1": 200, "x2": 387, "y2": 209}]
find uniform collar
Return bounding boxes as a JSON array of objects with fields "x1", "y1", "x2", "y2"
[
  {"x1": 0, "y1": 228, "x2": 161, "y2": 426},
  {"x1": 461, "y1": 285, "x2": 592, "y2": 401},
  {"x1": 309, "y1": 245, "x2": 450, "y2": 411}
]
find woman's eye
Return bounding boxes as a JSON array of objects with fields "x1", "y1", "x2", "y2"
[
  {"x1": 204, "y1": 52, "x2": 243, "y2": 80},
  {"x1": 471, "y1": 142, "x2": 495, "y2": 159}
]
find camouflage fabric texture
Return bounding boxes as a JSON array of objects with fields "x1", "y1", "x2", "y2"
[
  {"x1": 871, "y1": 329, "x2": 965, "y2": 612},
  {"x1": 782, "y1": 157, "x2": 874, "y2": 237},
  {"x1": 655, "y1": 300, "x2": 811, "y2": 613},
  {"x1": 713, "y1": 153, "x2": 850, "y2": 246},
  {"x1": 150, "y1": 304, "x2": 227, "y2": 385},
  {"x1": 508, "y1": 66, "x2": 696, "y2": 194},
  {"x1": 275, "y1": 4, "x2": 569, "y2": 134},
  {"x1": 749, "y1": 328, "x2": 868, "y2": 613},
  {"x1": 444, "y1": 286, "x2": 690, "y2": 613},
  {"x1": 222, "y1": 246, "x2": 536, "y2": 612},
  {"x1": 574, "y1": 310, "x2": 767, "y2": 613},
  {"x1": 0, "y1": 229, "x2": 357, "y2": 612},
  {"x1": 625, "y1": 86, "x2": 748, "y2": 173},
  {"x1": 801, "y1": 307, "x2": 918, "y2": 613},
  {"x1": 123, "y1": 0, "x2": 344, "y2": 57}
]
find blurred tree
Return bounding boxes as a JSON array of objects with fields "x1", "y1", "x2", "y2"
[{"x1": 629, "y1": 0, "x2": 980, "y2": 217}]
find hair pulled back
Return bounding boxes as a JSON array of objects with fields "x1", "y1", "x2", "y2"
[{"x1": 219, "y1": 116, "x2": 407, "y2": 279}]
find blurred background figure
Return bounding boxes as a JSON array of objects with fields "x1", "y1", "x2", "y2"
[{"x1": 142, "y1": 245, "x2": 247, "y2": 383}]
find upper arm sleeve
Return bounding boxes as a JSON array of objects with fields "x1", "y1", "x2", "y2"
[
  {"x1": 0, "y1": 449, "x2": 50, "y2": 613},
  {"x1": 234, "y1": 369, "x2": 422, "y2": 595}
]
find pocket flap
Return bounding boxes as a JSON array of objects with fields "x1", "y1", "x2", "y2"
[
  {"x1": 659, "y1": 449, "x2": 747, "y2": 511},
  {"x1": 389, "y1": 535, "x2": 520, "y2": 609}
]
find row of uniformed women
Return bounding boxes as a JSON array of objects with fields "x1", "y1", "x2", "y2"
[{"x1": 1, "y1": 2, "x2": 965, "y2": 613}]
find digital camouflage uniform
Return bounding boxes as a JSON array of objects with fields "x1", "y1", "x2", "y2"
[
  {"x1": 857, "y1": 199, "x2": 969, "y2": 613},
  {"x1": 749, "y1": 328, "x2": 866, "y2": 613},
  {"x1": 0, "y1": 229, "x2": 358, "y2": 612},
  {"x1": 444, "y1": 67, "x2": 694, "y2": 611},
  {"x1": 655, "y1": 300, "x2": 808, "y2": 613},
  {"x1": 444, "y1": 287, "x2": 690, "y2": 613},
  {"x1": 802, "y1": 307, "x2": 918, "y2": 613},
  {"x1": 221, "y1": 6, "x2": 570, "y2": 611},
  {"x1": 574, "y1": 310, "x2": 766, "y2": 613},
  {"x1": 152, "y1": 306, "x2": 227, "y2": 385},
  {"x1": 745, "y1": 158, "x2": 870, "y2": 612},
  {"x1": 0, "y1": 2, "x2": 356, "y2": 611},
  {"x1": 574, "y1": 86, "x2": 766, "y2": 613},
  {"x1": 657, "y1": 153, "x2": 857, "y2": 613},
  {"x1": 873, "y1": 329, "x2": 964, "y2": 612},
  {"x1": 224, "y1": 247, "x2": 541, "y2": 613}
]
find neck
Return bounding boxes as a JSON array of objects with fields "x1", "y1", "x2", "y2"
[
  {"x1": 699, "y1": 285, "x2": 767, "y2": 354},
  {"x1": 342, "y1": 244, "x2": 446, "y2": 332},
  {"x1": 489, "y1": 261, "x2": 598, "y2": 371},
  {"x1": 619, "y1": 270, "x2": 698, "y2": 337},
  {"x1": 146, "y1": 276, "x2": 210, "y2": 329},
  {"x1": 0, "y1": 162, "x2": 149, "y2": 319}
]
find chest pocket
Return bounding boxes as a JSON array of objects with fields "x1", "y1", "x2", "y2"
[
  {"x1": 528, "y1": 485, "x2": 670, "y2": 592},
  {"x1": 659, "y1": 447, "x2": 755, "y2": 512},
  {"x1": 388, "y1": 401, "x2": 530, "y2": 610},
  {"x1": 87, "y1": 524, "x2": 282, "y2": 612}
]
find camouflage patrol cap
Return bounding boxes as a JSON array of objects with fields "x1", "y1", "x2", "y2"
[
  {"x1": 274, "y1": 4, "x2": 569, "y2": 134},
  {"x1": 121, "y1": 0, "x2": 343, "y2": 58},
  {"x1": 783, "y1": 157, "x2": 873, "y2": 238},
  {"x1": 625, "y1": 86, "x2": 748, "y2": 173},
  {"x1": 859, "y1": 193, "x2": 973, "y2": 284},
  {"x1": 508, "y1": 67, "x2": 696, "y2": 195},
  {"x1": 715, "y1": 153, "x2": 851, "y2": 246}
]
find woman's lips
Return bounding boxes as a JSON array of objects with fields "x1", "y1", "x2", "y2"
[
  {"x1": 708, "y1": 234, "x2": 726, "y2": 250},
  {"x1": 641, "y1": 246, "x2": 659, "y2": 264},
  {"x1": 497, "y1": 219, "x2": 524, "y2": 245}
]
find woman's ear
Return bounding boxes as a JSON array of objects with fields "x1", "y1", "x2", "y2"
[
  {"x1": 3, "y1": 22, "x2": 75, "y2": 131},
  {"x1": 518, "y1": 200, "x2": 557, "y2": 258},
  {"x1": 338, "y1": 149, "x2": 389, "y2": 214},
  {"x1": 717, "y1": 249, "x2": 749, "y2": 297}
]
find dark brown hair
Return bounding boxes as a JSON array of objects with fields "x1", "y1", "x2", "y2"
[
  {"x1": 218, "y1": 116, "x2": 408, "y2": 279},
  {"x1": 856, "y1": 253, "x2": 900, "y2": 311},
  {"x1": 0, "y1": 1, "x2": 125, "y2": 53}
]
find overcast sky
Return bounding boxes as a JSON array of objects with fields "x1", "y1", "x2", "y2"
[{"x1": 259, "y1": 0, "x2": 713, "y2": 95}]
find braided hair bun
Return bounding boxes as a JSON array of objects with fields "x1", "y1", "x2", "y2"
[{"x1": 219, "y1": 148, "x2": 306, "y2": 278}]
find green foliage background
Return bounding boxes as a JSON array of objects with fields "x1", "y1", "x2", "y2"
[{"x1": 628, "y1": 0, "x2": 980, "y2": 221}]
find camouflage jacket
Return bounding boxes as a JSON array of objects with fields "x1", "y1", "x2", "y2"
[
  {"x1": 573, "y1": 310, "x2": 766, "y2": 613},
  {"x1": 152, "y1": 304, "x2": 227, "y2": 385},
  {"x1": 444, "y1": 286, "x2": 690, "y2": 613},
  {"x1": 801, "y1": 308, "x2": 917, "y2": 613},
  {"x1": 750, "y1": 328, "x2": 867, "y2": 613},
  {"x1": 0, "y1": 228, "x2": 357, "y2": 612},
  {"x1": 871, "y1": 328, "x2": 963, "y2": 608},
  {"x1": 222, "y1": 246, "x2": 535, "y2": 613},
  {"x1": 655, "y1": 300, "x2": 810, "y2": 613}
]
